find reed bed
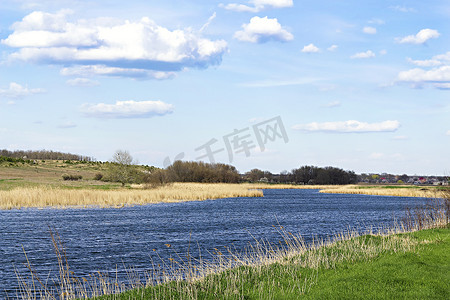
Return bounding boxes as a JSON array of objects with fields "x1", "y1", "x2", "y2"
[
  {"x1": 0, "y1": 183, "x2": 263, "y2": 210},
  {"x1": 319, "y1": 185, "x2": 448, "y2": 198},
  {"x1": 11, "y1": 197, "x2": 449, "y2": 299}
]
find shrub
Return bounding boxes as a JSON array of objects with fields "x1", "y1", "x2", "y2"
[
  {"x1": 62, "y1": 174, "x2": 83, "y2": 181},
  {"x1": 93, "y1": 173, "x2": 103, "y2": 180}
]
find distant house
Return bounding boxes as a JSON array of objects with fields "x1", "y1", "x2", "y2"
[{"x1": 259, "y1": 177, "x2": 269, "y2": 183}]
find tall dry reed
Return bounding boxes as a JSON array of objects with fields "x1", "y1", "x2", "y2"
[
  {"x1": 319, "y1": 185, "x2": 448, "y2": 198},
  {"x1": 0, "y1": 183, "x2": 263, "y2": 209}
]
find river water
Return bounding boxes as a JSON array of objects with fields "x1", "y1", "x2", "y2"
[{"x1": 0, "y1": 189, "x2": 425, "y2": 298}]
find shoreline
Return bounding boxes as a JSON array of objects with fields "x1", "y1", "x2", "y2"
[{"x1": 1, "y1": 183, "x2": 447, "y2": 210}]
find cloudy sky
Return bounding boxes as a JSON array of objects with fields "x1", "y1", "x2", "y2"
[{"x1": 0, "y1": 0, "x2": 449, "y2": 175}]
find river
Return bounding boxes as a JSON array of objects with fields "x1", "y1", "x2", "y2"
[{"x1": 0, "y1": 189, "x2": 426, "y2": 298}]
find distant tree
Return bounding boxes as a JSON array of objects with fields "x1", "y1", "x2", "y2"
[
  {"x1": 113, "y1": 150, "x2": 133, "y2": 165},
  {"x1": 289, "y1": 165, "x2": 356, "y2": 185},
  {"x1": 399, "y1": 174, "x2": 409, "y2": 182},
  {"x1": 245, "y1": 169, "x2": 265, "y2": 182},
  {"x1": 279, "y1": 170, "x2": 289, "y2": 183},
  {"x1": 163, "y1": 160, "x2": 240, "y2": 183},
  {"x1": 370, "y1": 174, "x2": 380, "y2": 183},
  {"x1": 106, "y1": 150, "x2": 139, "y2": 186},
  {"x1": 291, "y1": 166, "x2": 319, "y2": 184},
  {"x1": 0, "y1": 149, "x2": 94, "y2": 161},
  {"x1": 143, "y1": 168, "x2": 170, "y2": 187}
]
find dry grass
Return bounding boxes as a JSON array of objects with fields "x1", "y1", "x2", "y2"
[
  {"x1": 0, "y1": 183, "x2": 264, "y2": 210},
  {"x1": 319, "y1": 185, "x2": 448, "y2": 198}
]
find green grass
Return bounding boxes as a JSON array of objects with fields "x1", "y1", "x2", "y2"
[
  {"x1": 299, "y1": 227, "x2": 449, "y2": 299},
  {"x1": 94, "y1": 226, "x2": 449, "y2": 300},
  {"x1": 0, "y1": 160, "x2": 122, "y2": 190},
  {"x1": 358, "y1": 185, "x2": 423, "y2": 189}
]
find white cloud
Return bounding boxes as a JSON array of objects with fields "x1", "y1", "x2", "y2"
[
  {"x1": 301, "y1": 43, "x2": 320, "y2": 53},
  {"x1": 58, "y1": 121, "x2": 77, "y2": 128},
  {"x1": 0, "y1": 82, "x2": 45, "y2": 99},
  {"x1": 351, "y1": 50, "x2": 375, "y2": 59},
  {"x1": 60, "y1": 65, "x2": 176, "y2": 79},
  {"x1": 220, "y1": 0, "x2": 293, "y2": 12},
  {"x1": 434, "y1": 83, "x2": 450, "y2": 90},
  {"x1": 66, "y1": 78, "x2": 100, "y2": 87},
  {"x1": 447, "y1": 130, "x2": 450, "y2": 136},
  {"x1": 407, "y1": 58, "x2": 442, "y2": 67},
  {"x1": 327, "y1": 45, "x2": 338, "y2": 51},
  {"x1": 199, "y1": 12, "x2": 217, "y2": 33},
  {"x1": 239, "y1": 77, "x2": 319, "y2": 87},
  {"x1": 390, "y1": 5, "x2": 416, "y2": 13},
  {"x1": 322, "y1": 101, "x2": 341, "y2": 108},
  {"x1": 434, "y1": 52, "x2": 450, "y2": 63},
  {"x1": 248, "y1": 117, "x2": 266, "y2": 124},
  {"x1": 369, "y1": 152, "x2": 384, "y2": 159},
  {"x1": 397, "y1": 66, "x2": 450, "y2": 82},
  {"x1": 368, "y1": 18, "x2": 385, "y2": 25},
  {"x1": 81, "y1": 100, "x2": 174, "y2": 118},
  {"x1": 396, "y1": 29, "x2": 440, "y2": 44},
  {"x1": 398, "y1": 52, "x2": 450, "y2": 88},
  {"x1": 2, "y1": 11, "x2": 227, "y2": 79},
  {"x1": 363, "y1": 26, "x2": 376, "y2": 34},
  {"x1": 406, "y1": 52, "x2": 450, "y2": 67},
  {"x1": 234, "y1": 16, "x2": 293, "y2": 43},
  {"x1": 292, "y1": 120, "x2": 400, "y2": 133},
  {"x1": 393, "y1": 135, "x2": 408, "y2": 140},
  {"x1": 318, "y1": 84, "x2": 338, "y2": 91}
]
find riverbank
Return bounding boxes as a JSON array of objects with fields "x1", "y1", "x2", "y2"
[
  {"x1": 95, "y1": 225, "x2": 449, "y2": 299},
  {"x1": 319, "y1": 184, "x2": 448, "y2": 198},
  {"x1": 1, "y1": 182, "x2": 447, "y2": 209}
]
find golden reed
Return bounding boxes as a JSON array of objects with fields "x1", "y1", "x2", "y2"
[
  {"x1": 0, "y1": 183, "x2": 263, "y2": 209},
  {"x1": 319, "y1": 185, "x2": 447, "y2": 198}
]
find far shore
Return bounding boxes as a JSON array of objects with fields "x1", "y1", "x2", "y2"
[{"x1": 0, "y1": 182, "x2": 447, "y2": 210}]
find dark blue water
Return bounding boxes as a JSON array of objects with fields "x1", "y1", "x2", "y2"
[{"x1": 0, "y1": 189, "x2": 425, "y2": 298}]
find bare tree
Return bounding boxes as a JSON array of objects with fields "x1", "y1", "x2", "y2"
[
  {"x1": 107, "y1": 150, "x2": 138, "y2": 186},
  {"x1": 112, "y1": 150, "x2": 133, "y2": 165}
]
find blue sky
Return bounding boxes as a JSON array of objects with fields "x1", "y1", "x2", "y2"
[{"x1": 0, "y1": 0, "x2": 449, "y2": 175}]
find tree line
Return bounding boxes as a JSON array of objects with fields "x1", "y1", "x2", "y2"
[
  {"x1": 0, "y1": 149, "x2": 95, "y2": 161},
  {"x1": 103, "y1": 156, "x2": 241, "y2": 186},
  {"x1": 102, "y1": 151, "x2": 356, "y2": 186},
  {"x1": 243, "y1": 165, "x2": 357, "y2": 185}
]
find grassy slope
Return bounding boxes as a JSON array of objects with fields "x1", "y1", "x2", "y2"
[
  {"x1": 0, "y1": 160, "x2": 122, "y2": 190},
  {"x1": 97, "y1": 226, "x2": 449, "y2": 299}
]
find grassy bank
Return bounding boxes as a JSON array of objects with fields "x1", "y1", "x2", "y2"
[
  {"x1": 95, "y1": 225, "x2": 449, "y2": 299},
  {"x1": 0, "y1": 159, "x2": 115, "y2": 190}
]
